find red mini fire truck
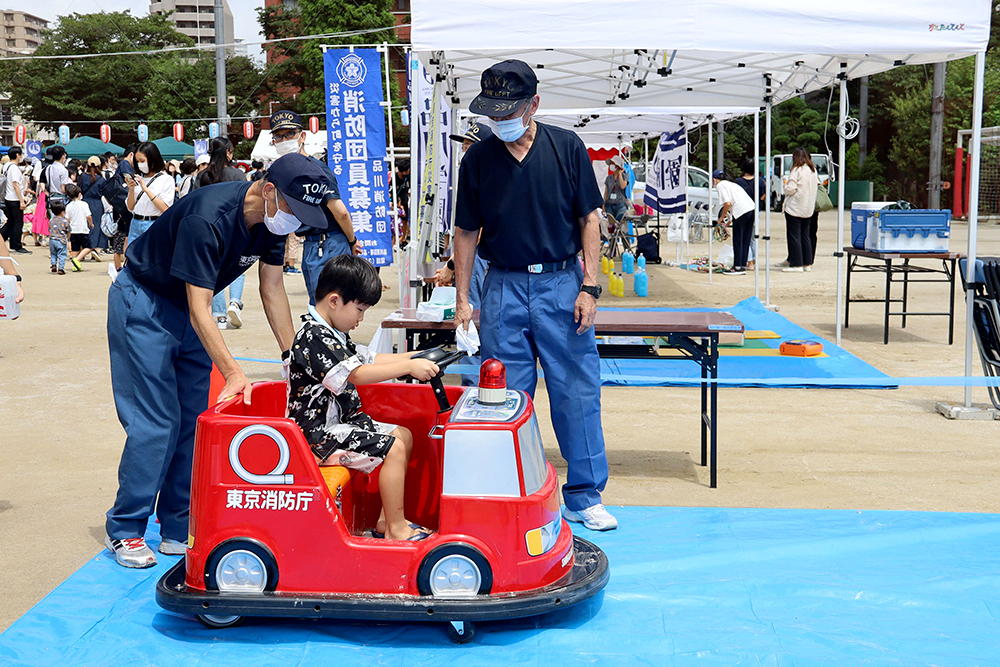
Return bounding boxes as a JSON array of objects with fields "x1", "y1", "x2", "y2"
[{"x1": 156, "y1": 351, "x2": 609, "y2": 643}]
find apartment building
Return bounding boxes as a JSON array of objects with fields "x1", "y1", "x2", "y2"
[
  {"x1": 150, "y1": 0, "x2": 234, "y2": 49},
  {"x1": 0, "y1": 10, "x2": 48, "y2": 56}
]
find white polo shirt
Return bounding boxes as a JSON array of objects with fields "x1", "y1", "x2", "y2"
[{"x1": 716, "y1": 180, "x2": 755, "y2": 220}]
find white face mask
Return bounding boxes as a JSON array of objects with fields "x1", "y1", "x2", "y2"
[
  {"x1": 137, "y1": 161, "x2": 150, "y2": 174},
  {"x1": 274, "y1": 137, "x2": 299, "y2": 157},
  {"x1": 264, "y1": 189, "x2": 301, "y2": 236}
]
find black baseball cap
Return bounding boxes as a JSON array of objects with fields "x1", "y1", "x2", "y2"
[
  {"x1": 267, "y1": 153, "x2": 330, "y2": 231},
  {"x1": 449, "y1": 119, "x2": 494, "y2": 144},
  {"x1": 270, "y1": 110, "x2": 303, "y2": 132},
  {"x1": 469, "y1": 60, "x2": 537, "y2": 117}
]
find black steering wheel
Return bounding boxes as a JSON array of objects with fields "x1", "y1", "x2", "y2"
[{"x1": 407, "y1": 346, "x2": 469, "y2": 412}]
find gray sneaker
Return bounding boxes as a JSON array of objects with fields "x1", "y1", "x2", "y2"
[
  {"x1": 226, "y1": 301, "x2": 243, "y2": 329},
  {"x1": 105, "y1": 536, "x2": 157, "y2": 568},
  {"x1": 562, "y1": 503, "x2": 619, "y2": 531},
  {"x1": 158, "y1": 537, "x2": 188, "y2": 555}
]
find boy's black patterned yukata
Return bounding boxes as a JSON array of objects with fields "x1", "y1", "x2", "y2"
[{"x1": 286, "y1": 311, "x2": 397, "y2": 473}]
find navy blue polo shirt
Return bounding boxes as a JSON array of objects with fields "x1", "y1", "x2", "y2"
[
  {"x1": 455, "y1": 122, "x2": 603, "y2": 268},
  {"x1": 125, "y1": 181, "x2": 285, "y2": 305}
]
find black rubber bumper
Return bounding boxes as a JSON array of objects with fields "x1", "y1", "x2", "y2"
[{"x1": 156, "y1": 536, "x2": 609, "y2": 623}]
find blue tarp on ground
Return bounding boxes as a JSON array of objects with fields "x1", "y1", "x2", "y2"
[
  {"x1": 3, "y1": 506, "x2": 1000, "y2": 666},
  {"x1": 598, "y1": 297, "x2": 895, "y2": 388}
]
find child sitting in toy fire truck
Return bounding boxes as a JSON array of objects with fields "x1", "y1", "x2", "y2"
[{"x1": 285, "y1": 254, "x2": 440, "y2": 541}]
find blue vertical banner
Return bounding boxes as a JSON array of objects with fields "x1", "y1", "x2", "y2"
[{"x1": 324, "y1": 48, "x2": 392, "y2": 266}]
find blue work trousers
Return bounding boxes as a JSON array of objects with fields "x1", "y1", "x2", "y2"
[
  {"x1": 479, "y1": 263, "x2": 608, "y2": 510},
  {"x1": 212, "y1": 273, "x2": 245, "y2": 317},
  {"x1": 302, "y1": 233, "x2": 352, "y2": 306},
  {"x1": 106, "y1": 267, "x2": 211, "y2": 541}
]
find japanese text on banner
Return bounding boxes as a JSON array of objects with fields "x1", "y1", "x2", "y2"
[{"x1": 323, "y1": 48, "x2": 393, "y2": 266}]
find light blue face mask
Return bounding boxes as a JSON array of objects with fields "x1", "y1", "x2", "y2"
[{"x1": 491, "y1": 102, "x2": 532, "y2": 142}]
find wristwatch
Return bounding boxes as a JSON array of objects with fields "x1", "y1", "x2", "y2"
[
  {"x1": 580, "y1": 284, "x2": 601, "y2": 299},
  {"x1": 349, "y1": 237, "x2": 359, "y2": 247}
]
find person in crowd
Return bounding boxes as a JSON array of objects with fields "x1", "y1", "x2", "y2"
[
  {"x1": 395, "y1": 158, "x2": 410, "y2": 249},
  {"x1": 781, "y1": 147, "x2": 819, "y2": 273},
  {"x1": 248, "y1": 160, "x2": 265, "y2": 182},
  {"x1": 604, "y1": 154, "x2": 630, "y2": 224},
  {"x1": 166, "y1": 160, "x2": 180, "y2": 190},
  {"x1": 176, "y1": 157, "x2": 197, "y2": 199},
  {"x1": 48, "y1": 198, "x2": 70, "y2": 275},
  {"x1": 193, "y1": 153, "x2": 209, "y2": 182},
  {"x1": 0, "y1": 231, "x2": 23, "y2": 303},
  {"x1": 79, "y1": 156, "x2": 108, "y2": 257},
  {"x1": 65, "y1": 183, "x2": 97, "y2": 271},
  {"x1": 28, "y1": 179, "x2": 48, "y2": 249},
  {"x1": 734, "y1": 157, "x2": 766, "y2": 269},
  {"x1": 283, "y1": 232, "x2": 302, "y2": 274},
  {"x1": 46, "y1": 146, "x2": 71, "y2": 203},
  {"x1": 104, "y1": 153, "x2": 331, "y2": 568},
  {"x1": 102, "y1": 152, "x2": 117, "y2": 181},
  {"x1": 67, "y1": 158, "x2": 81, "y2": 184},
  {"x1": 453, "y1": 60, "x2": 616, "y2": 531},
  {"x1": 125, "y1": 142, "x2": 174, "y2": 245},
  {"x1": 286, "y1": 254, "x2": 438, "y2": 541},
  {"x1": 712, "y1": 169, "x2": 756, "y2": 276},
  {"x1": 101, "y1": 143, "x2": 137, "y2": 269},
  {"x1": 269, "y1": 109, "x2": 361, "y2": 305},
  {"x1": 1, "y1": 147, "x2": 30, "y2": 255},
  {"x1": 196, "y1": 138, "x2": 252, "y2": 329}
]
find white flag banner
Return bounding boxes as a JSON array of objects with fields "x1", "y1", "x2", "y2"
[{"x1": 644, "y1": 123, "x2": 686, "y2": 215}]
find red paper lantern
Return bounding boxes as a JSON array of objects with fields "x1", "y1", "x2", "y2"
[
  {"x1": 173, "y1": 122, "x2": 184, "y2": 142},
  {"x1": 243, "y1": 121, "x2": 254, "y2": 140},
  {"x1": 309, "y1": 115, "x2": 319, "y2": 134},
  {"x1": 14, "y1": 124, "x2": 25, "y2": 145},
  {"x1": 100, "y1": 124, "x2": 112, "y2": 144}
]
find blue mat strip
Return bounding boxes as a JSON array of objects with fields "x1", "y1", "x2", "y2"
[{"x1": 3, "y1": 507, "x2": 1000, "y2": 665}]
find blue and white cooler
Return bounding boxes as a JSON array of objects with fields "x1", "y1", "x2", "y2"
[{"x1": 851, "y1": 202, "x2": 951, "y2": 253}]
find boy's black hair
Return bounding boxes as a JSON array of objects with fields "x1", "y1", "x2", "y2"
[
  {"x1": 64, "y1": 182, "x2": 82, "y2": 199},
  {"x1": 251, "y1": 160, "x2": 264, "y2": 170},
  {"x1": 49, "y1": 145, "x2": 66, "y2": 161},
  {"x1": 50, "y1": 200, "x2": 66, "y2": 215},
  {"x1": 8, "y1": 146, "x2": 21, "y2": 159},
  {"x1": 396, "y1": 158, "x2": 410, "y2": 172},
  {"x1": 316, "y1": 254, "x2": 382, "y2": 307},
  {"x1": 740, "y1": 157, "x2": 755, "y2": 176}
]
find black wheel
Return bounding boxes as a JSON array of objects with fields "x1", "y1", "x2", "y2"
[
  {"x1": 417, "y1": 543, "x2": 493, "y2": 598},
  {"x1": 204, "y1": 538, "x2": 279, "y2": 593},
  {"x1": 196, "y1": 613, "x2": 244, "y2": 629},
  {"x1": 446, "y1": 620, "x2": 476, "y2": 644}
]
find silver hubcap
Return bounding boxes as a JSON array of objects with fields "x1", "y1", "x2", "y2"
[
  {"x1": 429, "y1": 555, "x2": 481, "y2": 597},
  {"x1": 215, "y1": 550, "x2": 267, "y2": 592},
  {"x1": 200, "y1": 613, "x2": 241, "y2": 626}
]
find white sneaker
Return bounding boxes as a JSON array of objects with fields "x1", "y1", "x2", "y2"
[
  {"x1": 782, "y1": 266, "x2": 804, "y2": 273},
  {"x1": 105, "y1": 536, "x2": 157, "y2": 568},
  {"x1": 562, "y1": 503, "x2": 618, "y2": 531},
  {"x1": 216, "y1": 316, "x2": 229, "y2": 330},
  {"x1": 804, "y1": 265, "x2": 812, "y2": 272},
  {"x1": 226, "y1": 301, "x2": 243, "y2": 329},
  {"x1": 158, "y1": 537, "x2": 188, "y2": 555}
]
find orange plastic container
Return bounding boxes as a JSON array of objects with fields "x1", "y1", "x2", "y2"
[{"x1": 779, "y1": 339, "x2": 824, "y2": 357}]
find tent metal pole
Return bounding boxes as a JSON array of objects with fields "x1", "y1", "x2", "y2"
[
  {"x1": 753, "y1": 109, "x2": 760, "y2": 298},
  {"x1": 836, "y1": 69, "x2": 848, "y2": 347},
  {"x1": 765, "y1": 100, "x2": 772, "y2": 306},
  {"x1": 964, "y1": 50, "x2": 986, "y2": 408},
  {"x1": 708, "y1": 117, "x2": 713, "y2": 285}
]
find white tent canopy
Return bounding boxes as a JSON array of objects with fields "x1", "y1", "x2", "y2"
[{"x1": 408, "y1": 0, "x2": 994, "y2": 406}]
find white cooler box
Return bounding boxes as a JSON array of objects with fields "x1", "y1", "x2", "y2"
[{"x1": 864, "y1": 208, "x2": 951, "y2": 253}]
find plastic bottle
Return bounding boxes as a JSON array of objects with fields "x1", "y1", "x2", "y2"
[
  {"x1": 601, "y1": 255, "x2": 609, "y2": 275},
  {"x1": 622, "y1": 251, "x2": 635, "y2": 274},
  {"x1": 634, "y1": 268, "x2": 648, "y2": 297},
  {"x1": 638, "y1": 254, "x2": 647, "y2": 270},
  {"x1": 616, "y1": 273, "x2": 625, "y2": 297}
]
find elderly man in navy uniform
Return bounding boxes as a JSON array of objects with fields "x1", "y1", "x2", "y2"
[
  {"x1": 104, "y1": 154, "x2": 332, "y2": 568},
  {"x1": 453, "y1": 60, "x2": 616, "y2": 531}
]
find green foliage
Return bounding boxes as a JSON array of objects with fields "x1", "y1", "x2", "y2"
[
  {"x1": 257, "y1": 0, "x2": 404, "y2": 140},
  {"x1": 0, "y1": 11, "x2": 265, "y2": 150}
]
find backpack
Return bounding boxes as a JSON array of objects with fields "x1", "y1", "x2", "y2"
[
  {"x1": 636, "y1": 232, "x2": 662, "y2": 264},
  {"x1": 100, "y1": 210, "x2": 117, "y2": 237},
  {"x1": 100, "y1": 167, "x2": 129, "y2": 212},
  {"x1": 0, "y1": 162, "x2": 13, "y2": 200}
]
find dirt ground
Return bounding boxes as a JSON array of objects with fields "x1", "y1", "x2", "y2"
[{"x1": 2, "y1": 210, "x2": 998, "y2": 632}]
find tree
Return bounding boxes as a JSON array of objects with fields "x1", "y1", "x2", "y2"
[
  {"x1": 1, "y1": 12, "x2": 193, "y2": 139},
  {"x1": 257, "y1": 0, "x2": 403, "y2": 140}
]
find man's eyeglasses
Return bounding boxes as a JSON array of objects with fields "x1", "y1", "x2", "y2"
[{"x1": 273, "y1": 130, "x2": 301, "y2": 142}]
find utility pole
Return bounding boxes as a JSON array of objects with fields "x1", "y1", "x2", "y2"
[
  {"x1": 214, "y1": 0, "x2": 228, "y2": 136},
  {"x1": 929, "y1": 62, "x2": 946, "y2": 209},
  {"x1": 859, "y1": 76, "x2": 868, "y2": 170}
]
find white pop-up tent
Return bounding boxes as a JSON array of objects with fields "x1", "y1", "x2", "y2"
[{"x1": 409, "y1": 0, "x2": 993, "y2": 405}]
